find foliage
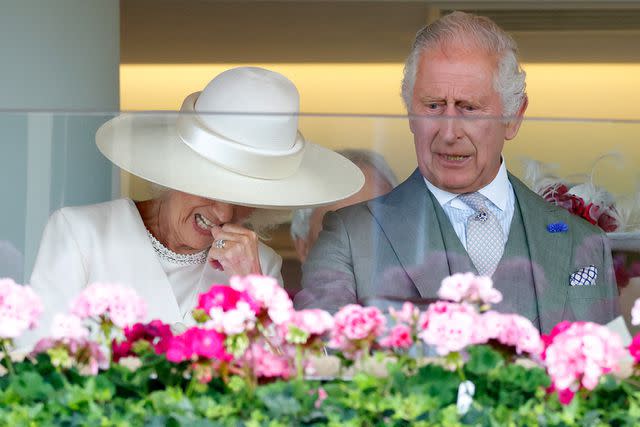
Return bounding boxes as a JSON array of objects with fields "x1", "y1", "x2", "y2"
[{"x1": 2, "y1": 273, "x2": 640, "y2": 425}]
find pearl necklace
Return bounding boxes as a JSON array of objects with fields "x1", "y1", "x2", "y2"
[{"x1": 147, "y1": 230, "x2": 208, "y2": 266}]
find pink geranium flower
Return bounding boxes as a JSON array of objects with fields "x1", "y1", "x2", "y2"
[
  {"x1": 70, "y1": 283, "x2": 147, "y2": 328},
  {"x1": 242, "y1": 341, "x2": 293, "y2": 379},
  {"x1": 328, "y1": 305, "x2": 385, "y2": 357},
  {"x1": 50, "y1": 314, "x2": 89, "y2": 342},
  {"x1": 418, "y1": 301, "x2": 479, "y2": 356},
  {"x1": 477, "y1": 311, "x2": 543, "y2": 356},
  {"x1": 284, "y1": 309, "x2": 334, "y2": 344},
  {"x1": 380, "y1": 324, "x2": 413, "y2": 349},
  {"x1": 229, "y1": 275, "x2": 293, "y2": 325},
  {"x1": 542, "y1": 321, "x2": 625, "y2": 404},
  {"x1": 438, "y1": 273, "x2": 502, "y2": 306},
  {"x1": 32, "y1": 337, "x2": 108, "y2": 376},
  {"x1": 388, "y1": 302, "x2": 420, "y2": 325},
  {"x1": 0, "y1": 278, "x2": 43, "y2": 339}
]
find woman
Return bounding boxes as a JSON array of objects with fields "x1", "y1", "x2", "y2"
[{"x1": 24, "y1": 67, "x2": 364, "y2": 343}]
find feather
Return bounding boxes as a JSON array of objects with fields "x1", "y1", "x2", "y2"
[{"x1": 520, "y1": 154, "x2": 640, "y2": 233}]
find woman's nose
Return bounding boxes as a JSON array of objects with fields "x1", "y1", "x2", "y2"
[{"x1": 210, "y1": 202, "x2": 234, "y2": 223}]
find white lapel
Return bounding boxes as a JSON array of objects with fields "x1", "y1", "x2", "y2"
[{"x1": 110, "y1": 199, "x2": 183, "y2": 324}]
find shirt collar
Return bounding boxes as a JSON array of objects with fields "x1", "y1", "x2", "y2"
[{"x1": 423, "y1": 160, "x2": 510, "y2": 211}]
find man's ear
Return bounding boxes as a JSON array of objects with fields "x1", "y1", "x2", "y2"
[
  {"x1": 292, "y1": 237, "x2": 308, "y2": 263},
  {"x1": 505, "y1": 95, "x2": 528, "y2": 140}
]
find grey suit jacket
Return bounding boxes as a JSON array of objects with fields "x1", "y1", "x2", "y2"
[{"x1": 295, "y1": 169, "x2": 619, "y2": 333}]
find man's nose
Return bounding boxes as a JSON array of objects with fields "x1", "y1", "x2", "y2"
[{"x1": 441, "y1": 106, "x2": 463, "y2": 143}]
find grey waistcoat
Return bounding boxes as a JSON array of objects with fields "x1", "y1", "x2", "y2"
[{"x1": 430, "y1": 191, "x2": 541, "y2": 329}]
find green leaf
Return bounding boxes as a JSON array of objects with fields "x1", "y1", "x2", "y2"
[
  {"x1": 256, "y1": 382, "x2": 302, "y2": 418},
  {"x1": 8, "y1": 371, "x2": 54, "y2": 403},
  {"x1": 465, "y1": 345, "x2": 504, "y2": 376}
]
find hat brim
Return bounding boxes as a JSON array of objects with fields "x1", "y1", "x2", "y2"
[{"x1": 96, "y1": 114, "x2": 365, "y2": 209}]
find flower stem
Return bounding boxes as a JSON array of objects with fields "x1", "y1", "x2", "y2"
[
  {"x1": 0, "y1": 339, "x2": 15, "y2": 376},
  {"x1": 185, "y1": 375, "x2": 197, "y2": 398},
  {"x1": 295, "y1": 345, "x2": 304, "y2": 380}
]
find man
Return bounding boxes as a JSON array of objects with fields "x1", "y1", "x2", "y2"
[
  {"x1": 295, "y1": 11, "x2": 618, "y2": 333},
  {"x1": 290, "y1": 149, "x2": 398, "y2": 262}
]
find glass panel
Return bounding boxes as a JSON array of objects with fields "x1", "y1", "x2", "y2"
[{"x1": 1, "y1": 110, "x2": 638, "y2": 343}]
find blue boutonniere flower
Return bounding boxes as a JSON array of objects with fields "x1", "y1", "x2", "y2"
[{"x1": 547, "y1": 222, "x2": 569, "y2": 233}]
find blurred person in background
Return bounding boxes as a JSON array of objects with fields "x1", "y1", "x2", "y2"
[{"x1": 290, "y1": 149, "x2": 398, "y2": 263}]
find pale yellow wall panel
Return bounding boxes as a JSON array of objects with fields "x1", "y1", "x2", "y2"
[{"x1": 119, "y1": 63, "x2": 640, "y2": 200}]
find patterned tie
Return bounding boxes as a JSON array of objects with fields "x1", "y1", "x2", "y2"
[{"x1": 457, "y1": 192, "x2": 505, "y2": 277}]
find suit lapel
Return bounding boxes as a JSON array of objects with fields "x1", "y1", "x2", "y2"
[
  {"x1": 368, "y1": 169, "x2": 451, "y2": 298},
  {"x1": 510, "y1": 175, "x2": 570, "y2": 332}
]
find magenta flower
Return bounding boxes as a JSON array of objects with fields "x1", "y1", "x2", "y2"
[
  {"x1": 0, "y1": 278, "x2": 43, "y2": 339},
  {"x1": 629, "y1": 334, "x2": 640, "y2": 364},
  {"x1": 165, "y1": 327, "x2": 232, "y2": 364},
  {"x1": 112, "y1": 320, "x2": 173, "y2": 361},
  {"x1": 192, "y1": 328, "x2": 231, "y2": 361},
  {"x1": 197, "y1": 285, "x2": 258, "y2": 314}
]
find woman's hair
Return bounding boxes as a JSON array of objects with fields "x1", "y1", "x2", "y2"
[{"x1": 401, "y1": 11, "x2": 527, "y2": 117}]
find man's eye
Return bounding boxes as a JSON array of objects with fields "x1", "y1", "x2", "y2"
[
  {"x1": 427, "y1": 103, "x2": 439, "y2": 110},
  {"x1": 462, "y1": 105, "x2": 477, "y2": 112}
]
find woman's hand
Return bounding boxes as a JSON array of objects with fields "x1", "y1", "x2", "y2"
[{"x1": 207, "y1": 224, "x2": 263, "y2": 276}]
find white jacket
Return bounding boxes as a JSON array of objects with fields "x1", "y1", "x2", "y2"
[{"x1": 22, "y1": 199, "x2": 282, "y2": 346}]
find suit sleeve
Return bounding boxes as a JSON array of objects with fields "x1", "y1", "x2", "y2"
[
  {"x1": 294, "y1": 210, "x2": 358, "y2": 313},
  {"x1": 17, "y1": 209, "x2": 88, "y2": 350},
  {"x1": 599, "y1": 233, "x2": 620, "y2": 318}
]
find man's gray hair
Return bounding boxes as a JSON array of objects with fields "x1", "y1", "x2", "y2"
[
  {"x1": 290, "y1": 149, "x2": 398, "y2": 240},
  {"x1": 401, "y1": 11, "x2": 527, "y2": 117}
]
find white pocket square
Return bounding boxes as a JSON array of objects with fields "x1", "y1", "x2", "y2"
[{"x1": 569, "y1": 265, "x2": 598, "y2": 286}]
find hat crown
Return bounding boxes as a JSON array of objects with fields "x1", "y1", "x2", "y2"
[{"x1": 194, "y1": 67, "x2": 299, "y2": 151}]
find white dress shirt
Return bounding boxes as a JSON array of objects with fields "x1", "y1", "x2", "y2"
[{"x1": 423, "y1": 161, "x2": 515, "y2": 250}]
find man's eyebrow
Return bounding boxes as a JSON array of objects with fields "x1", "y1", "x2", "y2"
[{"x1": 419, "y1": 95, "x2": 443, "y2": 102}]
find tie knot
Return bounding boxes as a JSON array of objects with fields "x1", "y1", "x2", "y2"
[{"x1": 458, "y1": 192, "x2": 487, "y2": 212}]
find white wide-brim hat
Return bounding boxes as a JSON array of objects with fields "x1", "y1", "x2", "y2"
[{"x1": 96, "y1": 67, "x2": 364, "y2": 209}]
